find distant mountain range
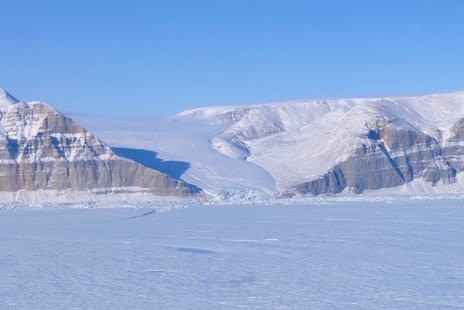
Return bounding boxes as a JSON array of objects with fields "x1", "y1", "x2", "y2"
[{"x1": 3, "y1": 88, "x2": 464, "y2": 204}]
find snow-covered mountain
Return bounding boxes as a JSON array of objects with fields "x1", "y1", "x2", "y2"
[
  {"x1": 176, "y1": 91, "x2": 464, "y2": 197},
  {"x1": 0, "y1": 88, "x2": 198, "y2": 204},
  {"x1": 74, "y1": 89, "x2": 464, "y2": 201}
]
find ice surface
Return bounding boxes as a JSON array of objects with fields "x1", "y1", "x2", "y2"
[
  {"x1": 0, "y1": 202, "x2": 463, "y2": 308},
  {"x1": 73, "y1": 115, "x2": 277, "y2": 201}
]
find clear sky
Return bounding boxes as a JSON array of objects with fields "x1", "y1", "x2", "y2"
[{"x1": 1, "y1": 1, "x2": 463, "y2": 116}]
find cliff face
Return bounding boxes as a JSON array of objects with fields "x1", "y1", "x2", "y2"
[
  {"x1": 0, "y1": 89, "x2": 196, "y2": 197},
  {"x1": 286, "y1": 121, "x2": 457, "y2": 196}
]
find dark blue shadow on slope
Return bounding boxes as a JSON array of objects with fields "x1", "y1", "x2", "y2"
[{"x1": 112, "y1": 147, "x2": 201, "y2": 192}]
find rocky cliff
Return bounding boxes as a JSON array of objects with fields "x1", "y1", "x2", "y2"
[
  {"x1": 286, "y1": 118, "x2": 457, "y2": 196},
  {"x1": 0, "y1": 88, "x2": 197, "y2": 197}
]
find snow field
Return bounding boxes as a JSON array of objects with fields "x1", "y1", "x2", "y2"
[{"x1": 0, "y1": 201, "x2": 463, "y2": 308}]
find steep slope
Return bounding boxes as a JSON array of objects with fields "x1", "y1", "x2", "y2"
[
  {"x1": 0, "y1": 88, "x2": 197, "y2": 199},
  {"x1": 177, "y1": 91, "x2": 464, "y2": 196}
]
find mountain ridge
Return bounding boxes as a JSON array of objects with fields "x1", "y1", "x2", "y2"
[{"x1": 0, "y1": 88, "x2": 19, "y2": 111}]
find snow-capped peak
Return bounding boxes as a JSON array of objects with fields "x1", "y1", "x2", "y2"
[{"x1": 0, "y1": 88, "x2": 19, "y2": 111}]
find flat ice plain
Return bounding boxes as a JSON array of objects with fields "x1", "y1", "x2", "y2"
[{"x1": 0, "y1": 201, "x2": 463, "y2": 308}]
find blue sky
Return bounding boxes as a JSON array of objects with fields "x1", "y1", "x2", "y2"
[{"x1": 1, "y1": 1, "x2": 463, "y2": 115}]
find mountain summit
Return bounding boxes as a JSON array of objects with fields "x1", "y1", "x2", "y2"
[{"x1": 0, "y1": 88, "x2": 19, "y2": 111}]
